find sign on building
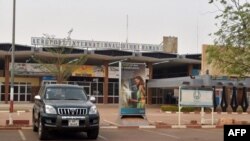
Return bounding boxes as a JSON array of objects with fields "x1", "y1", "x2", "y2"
[{"x1": 31, "y1": 37, "x2": 162, "y2": 52}]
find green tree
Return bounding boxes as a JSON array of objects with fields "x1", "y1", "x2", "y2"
[
  {"x1": 33, "y1": 31, "x2": 87, "y2": 83},
  {"x1": 206, "y1": 0, "x2": 250, "y2": 77}
]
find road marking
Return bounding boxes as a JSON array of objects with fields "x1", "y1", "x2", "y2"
[
  {"x1": 18, "y1": 130, "x2": 26, "y2": 141},
  {"x1": 21, "y1": 127, "x2": 32, "y2": 130},
  {"x1": 141, "y1": 129, "x2": 180, "y2": 140},
  {"x1": 189, "y1": 128, "x2": 222, "y2": 134},
  {"x1": 103, "y1": 119, "x2": 120, "y2": 126},
  {"x1": 98, "y1": 134, "x2": 108, "y2": 141}
]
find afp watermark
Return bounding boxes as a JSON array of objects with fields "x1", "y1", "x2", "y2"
[{"x1": 224, "y1": 125, "x2": 250, "y2": 141}]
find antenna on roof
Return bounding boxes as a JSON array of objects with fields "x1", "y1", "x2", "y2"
[
  {"x1": 196, "y1": 15, "x2": 199, "y2": 53},
  {"x1": 67, "y1": 28, "x2": 73, "y2": 40},
  {"x1": 196, "y1": 0, "x2": 199, "y2": 53},
  {"x1": 126, "y1": 14, "x2": 129, "y2": 50}
]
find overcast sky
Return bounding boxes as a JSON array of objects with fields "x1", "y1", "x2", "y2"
[{"x1": 0, "y1": 0, "x2": 218, "y2": 54}]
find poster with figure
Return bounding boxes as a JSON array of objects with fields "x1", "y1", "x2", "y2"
[{"x1": 119, "y1": 62, "x2": 146, "y2": 116}]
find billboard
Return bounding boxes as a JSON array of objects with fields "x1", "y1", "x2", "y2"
[
  {"x1": 12, "y1": 63, "x2": 149, "y2": 79},
  {"x1": 12, "y1": 63, "x2": 52, "y2": 75},
  {"x1": 72, "y1": 65, "x2": 104, "y2": 77},
  {"x1": 119, "y1": 62, "x2": 146, "y2": 116},
  {"x1": 180, "y1": 87, "x2": 213, "y2": 107},
  {"x1": 12, "y1": 63, "x2": 119, "y2": 78}
]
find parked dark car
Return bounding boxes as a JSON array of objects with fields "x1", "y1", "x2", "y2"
[{"x1": 32, "y1": 84, "x2": 99, "y2": 140}]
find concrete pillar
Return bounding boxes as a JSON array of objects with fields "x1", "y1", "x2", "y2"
[
  {"x1": 147, "y1": 62, "x2": 153, "y2": 104},
  {"x1": 4, "y1": 55, "x2": 10, "y2": 104},
  {"x1": 188, "y1": 64, "x2": 193, "y2": 76},
  {"x1": 230, "y1": 87, "x2": 238, "y2": 112},
  {"x1": 103, "y1": 61, "x2": 109, "y2": 104},
  {"x1": 221, "y1": 86, "x2": 228, "y2": 112},
  {"x1": 237, "y1": 88, "x2": 243, "y2": 105},
  {"x1": 213, "y1": 86, "x2": 217, "y2": 110},
  {"x1": 242, "y1": 87, "x2": 249, "y2": 112}
]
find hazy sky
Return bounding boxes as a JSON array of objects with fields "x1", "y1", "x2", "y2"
[{"x1": 0, "y1": 0, "x2": 218, "y2": 54}]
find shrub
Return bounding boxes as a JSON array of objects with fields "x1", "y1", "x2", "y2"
[
  {"x1": 161, "y1": 105, "x2": 210, "y2": 112},
  {"x1": 161, "y1": 105, "x2": 178, "y2": 112}
]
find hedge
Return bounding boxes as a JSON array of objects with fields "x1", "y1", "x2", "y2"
[{"x1": 161, "y1": 105, "x2": 211, "y2": 112}]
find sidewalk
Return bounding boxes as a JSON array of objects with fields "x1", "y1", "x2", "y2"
[{"x1": 0, "y1": 103, "x2": 250, "y2": 129}]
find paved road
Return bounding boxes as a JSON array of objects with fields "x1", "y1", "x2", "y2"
[{"x1": 0, "y1": 128, "x2": 223, "y2": 141}]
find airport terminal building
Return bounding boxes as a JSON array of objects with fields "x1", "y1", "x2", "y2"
[{"x1": 0, "y1": 36, "x2": 201, "y2": 104}]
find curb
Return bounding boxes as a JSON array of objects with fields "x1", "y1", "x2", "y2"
[
  {"x1": 5, "y1": 120, "x2": 30, "y2": 126},
  {"x1": 164, "y1": 111, "x2": 250, "y2": 115},
  {"x1": 0, "y1": 110, "x2": 31, "y2": 113},
  {"x1": 0, "y1": 125, "x2": 32, "y2": 130},
  {"x1": 116, "y1": 125, "x2": 224, "y2": 129},
  {"x1": 0, "y1": 125, "x2": 224, "y2": 130},
  {"x1": 4, "y1": 110, "x2": 249, "y2": 115},
  {"x1": 0, "y1": 127, "x2": 22, "y2": 130}
]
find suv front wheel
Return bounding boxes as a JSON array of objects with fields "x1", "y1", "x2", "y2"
[
  {"x1": 38, "y1": 117, "x2": 48, "y2": 140},
  {"x1": 87, "y1": 128, "x2": 99, "y2": 139}
]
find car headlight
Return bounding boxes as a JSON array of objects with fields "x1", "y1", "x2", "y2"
[
  {"x1": 89, "y1": 105, "x2": 98, "y2": 115},
  {"x1": 45, "y1": 105, "x2": 57, "y2": 114}
]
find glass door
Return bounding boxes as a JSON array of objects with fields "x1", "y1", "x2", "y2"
[{"x1": 83, "y1": 86, "x2": 91, "y2": 98}]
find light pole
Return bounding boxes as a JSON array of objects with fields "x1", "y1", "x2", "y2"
[{"x1": 9, "y1": 0, "x2": 16, "y2": 125}]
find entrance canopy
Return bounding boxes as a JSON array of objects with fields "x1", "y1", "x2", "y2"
[{"x1": 147, "y1": 75, "x2": 250, "y2": 88}]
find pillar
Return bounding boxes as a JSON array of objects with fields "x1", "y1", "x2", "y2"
[
  {"x1": 147, "y1": 62, "x2": 153, "y2": 104},
  {"x1": 237, "y1": 88, "x2": 243, "y2": 105},
  {"x1": 4, "y1": 55, "x2": 10, "y2": 104},
  {"x1": 212, "y1": 86, "x2": 217, "y2": 111},
  {"x1": 188, "y1": 64, "x2": 193, "y2": 76},
  {"x1": 241, "y1": 87, "x2": 249, "y2": 112},
  {"x1": 230, "y1": 87, "x2": 238, "y2": 112},
  {"x1": 220, "y1": 86, "x2": 228, "y2": 112},
  {"x1": 103, "y1": 61, "x2": 109, "y2": 104}
]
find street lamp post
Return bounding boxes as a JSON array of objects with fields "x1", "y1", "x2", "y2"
[{"x1": 9, "y1": 0, "x2": 16, "y2": 125}]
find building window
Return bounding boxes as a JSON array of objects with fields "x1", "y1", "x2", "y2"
[{"x1": 108, "y1": 82, "x2": 119, "y2": 104}]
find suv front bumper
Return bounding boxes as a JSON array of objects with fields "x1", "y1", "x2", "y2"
[{"x1": 40, "y1": 113, "x2": 99, "y2": 131}]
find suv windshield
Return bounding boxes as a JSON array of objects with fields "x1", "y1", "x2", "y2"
[{"x1": 44, "y1": 87, "x2": 87, "y2": 100}]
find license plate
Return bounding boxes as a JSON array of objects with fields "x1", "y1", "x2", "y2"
[{"x1": 68, "y1": 120, "x2": 79, "y2": 127}]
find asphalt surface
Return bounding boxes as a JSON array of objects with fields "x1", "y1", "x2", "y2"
[{"x1": 0, "y1": 128, "x2": 223, "y2": 141}]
